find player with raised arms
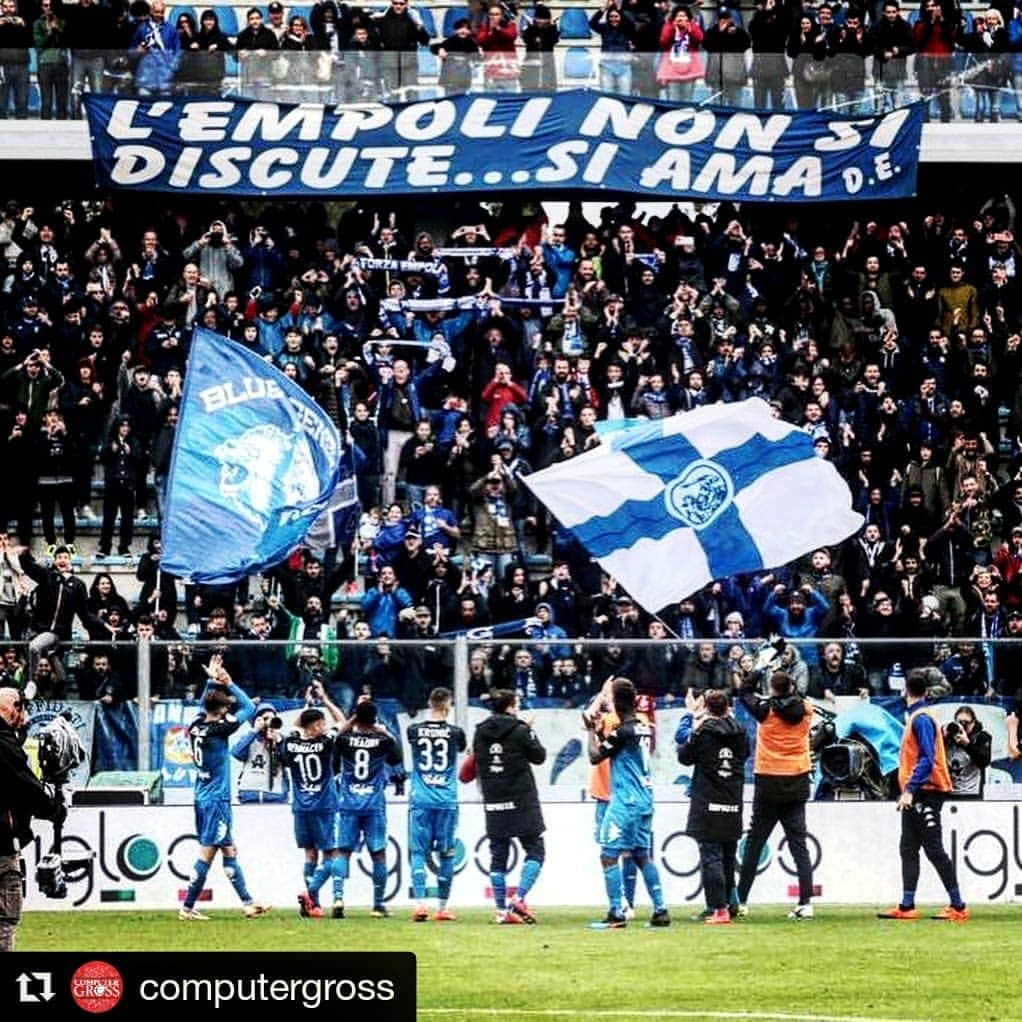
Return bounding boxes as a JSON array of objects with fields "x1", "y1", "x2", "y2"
[
  {"x1": 278, "y1": 679, "x2": 344, "y2": 919},
  {"x1": 332, "y1": 696, "x2": 403, "y2": 917},
  {"x1": 179, "y1": 652, "x2": 270, "y2": 921},
  {"x1": 585, "y1": 677, "x2": 670, "y2": 929}
]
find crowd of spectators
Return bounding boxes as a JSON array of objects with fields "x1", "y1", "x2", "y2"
[
  {"x1": 4, "y1": 0, "x2": 1022, "y2": 117},
  {"x1": 3, "y1": 177, "x2": 1022, "y2": 709}
]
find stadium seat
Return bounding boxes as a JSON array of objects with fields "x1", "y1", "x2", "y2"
[
  {"x1": 442, "y1": 6, "x2": 470, "y2": 37},
  {"x1": 211, "y1": 5, "x2": 239, "y2": 37},
  {"x1": 558, "y1": 7, "x2": 592, "y2": 40},
  {"x1": 413, "y1": 5, "x2": 436, "y2": 38},
  {"x1": 170, "y1": 4, "x2": 198, "y2": 26},
  {"x1": 562, "y1": 46, "x2": 593, "y2": 82}
]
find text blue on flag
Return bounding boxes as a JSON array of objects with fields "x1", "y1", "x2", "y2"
[
  {"x1": 162, "y1": 327, "x2": 341, "y2": 583},
  {"x1": 523, "y1": 398, "x2": 863, "y2": 612}
]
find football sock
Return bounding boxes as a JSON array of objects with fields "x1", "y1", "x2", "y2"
[
  {"x1": 490, "y1": 871, "x2": 507, "y2": 910},
  {"x1": 949, "y1": 887, "x2": 964, "y2": 910},
  {"x1": 901, "y1": 890, "x2": 916, "y2": 910},
  {"x1": 603, "y1": 863, "x2": 623, "y2": 914},
  {"x1": 332, "y1": 855, "x2": 348, "y2": 901},
  {"x1": 623, "y1": 856, "x2": 638, "y2": 908},
  {"x1": 183, "y1": 859, "x2": 210, "y2": 910},
  {"x1": 222, "y1": 857, "x2": 252, "y2": 903},
  {"x1": 371, "y1": 860, "x2": 387, "y2": 907},
  {"x1": 437, "y1": 854, "x2": 455, "y2": 906},
  {"x1": 308, "y1": 861, "x2": 333, "y2": 900},
  {"x1": 640, "y1": 860, "x2": 666, "y2": 913},
  {"x1": 303, "y1": 860, "x2": 316, "y2": 888},
  {"x1": 410, "y1": 852, "x2": 428, "y2": 901},
  {"x1": 517, "y1": 858, "x2": 541, "y2": 900}
]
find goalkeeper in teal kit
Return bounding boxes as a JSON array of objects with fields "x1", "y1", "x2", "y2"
[
  {"x1": 407, "y1": 687, "x2": 466, "y2": 922},
  {"x1": 586, "y1": 678, "x2": 669, "y2": 929},
  {"x1": 179, "y1": 653, "x2": 270, "y2": 920}
]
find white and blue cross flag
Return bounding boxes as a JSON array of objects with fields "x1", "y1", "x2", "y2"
[
  {"x1": 524, "y1": 398, "x2": 862, "y2": 613},
  {"x1": 162, "y1": 327, "x2": 342, "y2": 584}
]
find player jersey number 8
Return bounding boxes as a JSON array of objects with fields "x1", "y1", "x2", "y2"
[{"x1": 353, "y1": 747, "x2": 372, "y2": 780}]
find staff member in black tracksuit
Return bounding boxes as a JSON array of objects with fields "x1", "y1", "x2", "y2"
[
  {"x1": 466, "y1": 689, "x2": 546, "y2": 925},
  {"x1": 0, "y1": 687, "x2": 64, "y2": 951},
  {"x1": 676, "y1": 688, "x2": 749, "y2": 925}
]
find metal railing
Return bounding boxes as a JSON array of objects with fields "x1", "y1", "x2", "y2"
[
  {"x1": 4, "y1": 49, "x2": 1019, "y2": 120},
  {"x1": 6, "y1": 633, "x2": 1020, "y2": 775}
]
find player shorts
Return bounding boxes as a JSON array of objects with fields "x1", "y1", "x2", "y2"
[
  {"x1": 195, "y1": 800, "x2": 233, "y2": 848},
  {"x1": 408, "y1": 806, "x2": 459, "y2": 857},
  {"x1": 339, "y1": 809, "x2": 387, "y2": 854},
  {"x1": 294, "y1": 810, "x2": 338, "y2": 852},
  {"x1": 598, "y1": 803, "x2": 653, "y2": 857}
]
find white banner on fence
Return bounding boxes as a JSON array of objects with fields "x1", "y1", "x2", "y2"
[{"x1": 23, "y1": 799, "x2": 1022, "y2": 911}]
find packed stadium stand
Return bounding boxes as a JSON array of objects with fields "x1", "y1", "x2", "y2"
[{"x1": 2, "y1": 0, "x2": 1022, "y2": 722}]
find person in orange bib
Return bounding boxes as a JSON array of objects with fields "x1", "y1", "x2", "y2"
[
  {"x1": 878, "y1": 669, "x2": 968, "y2": 922},
  {"x1": 735, "y1": 669, "x2": 815, "y2": 919}
]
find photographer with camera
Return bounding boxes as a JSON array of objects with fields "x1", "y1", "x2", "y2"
[
  {"x1": 232, "y1": 701, "x2": 290, "y2": 804},
  {"x1": 943, "y1": 706, "x2": 991, "y2": 799},
  {"x1": 0, "y1": 687, "x2": 65, "y2": 950},
  {"x1": 182, "y1": 219, "x2": 244, "y2": 299}
]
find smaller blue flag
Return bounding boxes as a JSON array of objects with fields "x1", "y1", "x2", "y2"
[
  {"x1": 162, "y1": 327, "x2": 341, "y2": 583},
  {"x1": 306, "y1": 447, "x2": 360, "y2": 552}
]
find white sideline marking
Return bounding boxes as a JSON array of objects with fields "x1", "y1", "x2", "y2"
[{"x1": 420, "y1": 1010, "x2": 919, "y2": 1022}]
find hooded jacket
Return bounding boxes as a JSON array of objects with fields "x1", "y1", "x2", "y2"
[
  {"x1": 677, "y1": 713, "x2": 749, "y2": 842},
  {"x1": 472, "y1": 710, "x2": 546, "y2": 838}
]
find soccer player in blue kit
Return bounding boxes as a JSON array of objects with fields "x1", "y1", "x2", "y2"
[
  {"x1": 179, "y1": 653, "x2": 270, "y2": 920},
  {"x1": 333, "y1": 696, "x2": 403, "y2": 917},
  {"x1": 585, "y1": 678, "x2": 670, "y2": 929},
  {"x1": 407, "y1": 686, "x2": 466, "y2": 922},
  {"x1": 278, "y1": 679, "x2": 344, "y2": 919}
]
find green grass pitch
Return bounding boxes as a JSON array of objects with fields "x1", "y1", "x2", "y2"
[{"x1": 19, "y1": 905, "x2": 1017, "y2": 1020}]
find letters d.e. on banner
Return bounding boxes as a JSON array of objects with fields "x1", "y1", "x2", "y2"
[
  {"x1": 161, "y1": 328, "x2": 341, "y2": 584},
  {"x1": 85, "y1": 92, "x2": 923, "y2": 203}
]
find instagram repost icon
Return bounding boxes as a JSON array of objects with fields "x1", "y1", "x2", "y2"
[{"x1": 70, "y1": 961, "x2": 124, "y2": 1014}]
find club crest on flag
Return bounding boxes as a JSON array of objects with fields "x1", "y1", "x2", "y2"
[
  {"x1": 214, "y1": 424, "x2": 320, "y2": 528},
  {"x1": 665, "y1": 460, "x2": 733, "y2": 530}
]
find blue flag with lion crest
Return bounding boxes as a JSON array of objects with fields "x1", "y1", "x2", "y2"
[{"x1": 162, "y1": 328, "x2": 341, "y2": 583}]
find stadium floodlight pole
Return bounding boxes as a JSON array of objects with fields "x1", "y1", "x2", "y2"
[
  {"x1": 137, "y1": 638, "x2": 151, "y2": 772},
  {"x1": 453, "y1": 634, "x2": 469, "y2": 732}
]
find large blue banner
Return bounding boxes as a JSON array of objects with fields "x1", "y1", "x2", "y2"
[
  {"x1": 83, "y1": 92, "x2": 923, "y2": 203},
  {"x1": 162, "y1": 328, "x2": 342, "y2": 583}
]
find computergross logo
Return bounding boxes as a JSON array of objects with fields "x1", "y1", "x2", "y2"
[{"x1": 70, "y1": 961, "x2": 124, "y2": 1014}]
